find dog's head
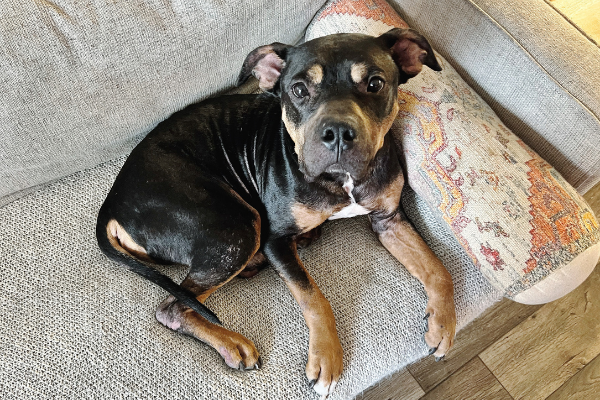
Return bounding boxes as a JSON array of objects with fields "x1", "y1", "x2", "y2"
[{"x1": 238, "y1": 29, "x2": 441, "y2": 181}]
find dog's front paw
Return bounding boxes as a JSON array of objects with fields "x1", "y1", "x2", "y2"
[
  {"x1": 306, "y1": 328, "x2": 343, "y2": 398},
  {"x1": 424, "y1": 298, "x2": 456, "y2": 360}
]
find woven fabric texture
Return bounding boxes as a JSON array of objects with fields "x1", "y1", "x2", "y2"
[
  {"x1": 0, "y1": 0, "x2": 325, "y2": 205},
  {"x1": 388, "y1": 0, "x2": 600, "y2": 193},
  {"x1": 2, "y1": 0, "x2": 595, "y2": 397},
  {"x1": 0, "y1": 157, "x2": 500, "y2": 399},
  {"x1": 306, "y1": 0, "x2": 600, "y2": 297}
]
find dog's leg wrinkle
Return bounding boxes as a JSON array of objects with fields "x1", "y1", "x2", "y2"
[
  {"x1": 295, "y1": 226, "x2": 323, "y2": 249},
  {"x1": 237, "y1": 252, "x2": 268, "y2": 279}
]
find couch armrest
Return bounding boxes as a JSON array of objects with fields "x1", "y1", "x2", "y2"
[{"x1": 389, "y1": 0, "x2": 600, "y2": 193}]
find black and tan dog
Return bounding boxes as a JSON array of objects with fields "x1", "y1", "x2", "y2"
[{"x1": 96, "y1": 28, "x2": 456, "y2": 397}]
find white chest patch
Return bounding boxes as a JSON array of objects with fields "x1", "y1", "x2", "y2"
[
  {"x1": 328, "y1": 173, "x2": 370, "y2": 220},
  {"x1": 328, "y1": 202, "x2": 370, "y2": 220}
]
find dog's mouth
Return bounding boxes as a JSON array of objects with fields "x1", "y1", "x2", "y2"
[
  {"x1": 299, "y1": 156, "x2": 370, "y2": 183},
  {"x1": 324, "y1": 163, "x2": 347, "y2": 175}
]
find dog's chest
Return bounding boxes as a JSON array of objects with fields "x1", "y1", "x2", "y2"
[
  {"x1": 328, "y1": 174, "x2": 370, "y2": 220},
  {"x1": 328, "y1": 202, "x2": 370, "y2": 220}
]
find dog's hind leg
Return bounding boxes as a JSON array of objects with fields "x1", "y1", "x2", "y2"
[
  {"x1": 154, "y1": 209, "x2": 263, "y2": 370},
  {"x1": 155, "y1": 276, "x2": 262, "y2": 370}
]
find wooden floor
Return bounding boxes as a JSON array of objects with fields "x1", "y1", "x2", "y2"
[
  {"x1": 546, "y1": 0, "x2": 600, "y2": 44},
  {"x1": 357, "y1": 180, "x2": 600, "y2": 400}
]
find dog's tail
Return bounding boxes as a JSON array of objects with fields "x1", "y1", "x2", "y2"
[{"x1": 95, "y1": 213, "x2": 221, "y2": 325}]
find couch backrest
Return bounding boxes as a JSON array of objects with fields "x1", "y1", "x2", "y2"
[{"x1": 0, "y1": 0, "x2": 326, "y2": 206}]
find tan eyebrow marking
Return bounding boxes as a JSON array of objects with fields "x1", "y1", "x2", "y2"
[
  {"x1": 351, "y1": 63, "x2": 368, "y2": 84},
  {"x1": 306, "y1": 64, "x2": 323, "y2": 85}
]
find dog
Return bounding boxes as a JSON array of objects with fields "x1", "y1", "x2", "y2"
[{"x1": 96, "y1": 28, "x2": 456, "y2": 398}]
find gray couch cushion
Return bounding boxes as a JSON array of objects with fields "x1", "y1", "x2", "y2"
[
  {"x1": 0, "y1": 0, "x2": 325, "y2": 205},
  {"x1": 0, "y1": 157, "x2": 500, "y2": 399}
]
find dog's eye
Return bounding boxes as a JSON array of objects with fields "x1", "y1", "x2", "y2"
[
  {"x1": 292, "y1": 83, "x2": 309, "y2": 98},
  {"x1": 367, "y1": 77, "x2": 385, "y2": 93}
]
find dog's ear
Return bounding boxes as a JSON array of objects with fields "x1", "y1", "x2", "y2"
[
  {"x1": 237, "y1": 43, "x2": 291, "y2": 91},
  {"x1": 379, "y1": 28, "x2": 441, "y2": 84}
]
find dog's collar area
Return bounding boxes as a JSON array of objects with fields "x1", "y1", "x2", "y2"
[{"x1": 328, "y1": 172, "x2": 370, "y2": 221}]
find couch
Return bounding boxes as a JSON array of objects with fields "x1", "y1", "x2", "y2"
[{"x1": 1, "y1": 0, "x2": 599, "y2": 399}]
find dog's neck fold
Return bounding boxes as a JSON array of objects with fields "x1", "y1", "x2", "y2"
[{"x1": 342, "y1": 172, "x2": 357, "y2": 204}]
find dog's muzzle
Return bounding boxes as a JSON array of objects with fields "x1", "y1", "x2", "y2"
[{"x1": 320, "y1": 120, "x2": 357, "y2": 160}]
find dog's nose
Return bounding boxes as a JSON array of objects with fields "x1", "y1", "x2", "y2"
[{"x1": 321, "y1": 123, "x2": 356, "y2": 153}]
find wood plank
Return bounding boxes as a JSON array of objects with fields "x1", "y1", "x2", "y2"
[
  {"x1": 546, "y1": 353, "x2": 600, "y2": 400},
  {"x1": 407, "y1": 299, "x2": 541, "y2": 392},
  {"x1": 355, "y1": 368, "x2": 424, "y2": 400},
  {"x1": 420, "y1": 357, "x2": 512, "y2": 400},
  {"x1": 583, "y1": 181, "x2": 600, "y2": 217},
  {"x1": 546, "y1": 0, "x2": 600, "y2": 43},
  {"x1": 480, "y1": 265, "x2": 600, "y2": 400}
]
